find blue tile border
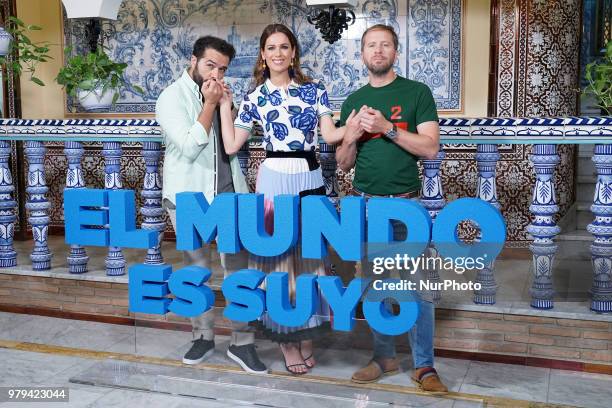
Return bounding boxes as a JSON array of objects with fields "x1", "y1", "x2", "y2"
[{"x1": 0, "y1": 117, "x2": 608, "y2": 144}]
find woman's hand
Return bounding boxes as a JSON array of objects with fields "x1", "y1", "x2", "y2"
[
  {"x1": 345, "y1": 109, "x2": 364, "y2": 144},
  {"x1": 220, "y1": 82, "x2": 233, "y2": 109}
]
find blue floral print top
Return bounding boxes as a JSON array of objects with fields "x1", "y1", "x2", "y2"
[{"x1": 234, "y1": 79, "x2": 333, "y2": 151}]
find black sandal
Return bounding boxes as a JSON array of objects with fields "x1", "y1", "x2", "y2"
[
  {"x1": 285, "y1": 362, "x2": 308, "y2": 375},
  {"x1": 281, "y1": 343, "x2": 308, "y2": 375},
  {"x1": 302, "y1": 354, "x2": 314, "y2": 369},
  {"x1": 299, "y1": 342, "x2": 315, "y2": 368}
]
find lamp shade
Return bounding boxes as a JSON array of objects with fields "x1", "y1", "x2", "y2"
[
  {"x1": 61, "y1": 0, "x2": 123, "y2": 20},
  {"x1": 305, "y1": 0, "x2": 357, "y2": 7}
]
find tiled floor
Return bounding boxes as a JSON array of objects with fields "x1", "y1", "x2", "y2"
[{"x1": 0, "y1": 312, "x2": 611, "y2": 407}]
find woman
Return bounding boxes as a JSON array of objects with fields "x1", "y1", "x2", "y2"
[{"x1": 218, "y1": 23, "x2": 354, "y2": 375}]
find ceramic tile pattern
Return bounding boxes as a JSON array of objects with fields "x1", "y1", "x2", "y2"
[{"x1": 62, "y1": 0, "x2": 463, "y2": 114}]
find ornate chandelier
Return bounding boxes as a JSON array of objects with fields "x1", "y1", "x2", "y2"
[{"x1": 306, "y1": 0, "x2": 357, "y2": 44}]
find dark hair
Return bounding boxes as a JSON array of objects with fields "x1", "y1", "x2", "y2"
[
  {"x1": 192, "y1": 36, "x2": 236, "y2": 61},
  {"x1": 361, "y1": 24, "x2": 399, "y2": 51},
  {"x1": 253, "y1": 23, "x2": 311, "y2": 87}
]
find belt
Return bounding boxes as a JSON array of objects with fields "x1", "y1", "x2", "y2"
[
  {"x1": 350, "y1": 187, "x2": 419, "y2": 199},
  {"x1": 265, "y1": 150, "x2": 319, "y2": 171}
]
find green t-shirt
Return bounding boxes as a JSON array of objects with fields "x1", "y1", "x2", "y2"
[{"x1": 338, "y1": 76, "x2": 438, "y2": 195}]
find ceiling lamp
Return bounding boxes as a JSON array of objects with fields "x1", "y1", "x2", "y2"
[
  {"x1": 306, "y1": 0, "x2": 357, "y2": 44},
  {"x1": 61, "y1": 0, "x2": 123, "y2": 53},
  {"x1": 61, "y1": 0, "x2": 123, "y2": 19}
]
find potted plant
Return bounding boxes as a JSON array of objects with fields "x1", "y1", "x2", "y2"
[
  {"x1": 56, "y1": 46, "x2": 143, "y2": 111},
  {"x1": 583, "y1": 39, "x2": 612, "y2": 115},
  {"x1": 0, "y1": 16, "x2": 52, "y2": 86}
]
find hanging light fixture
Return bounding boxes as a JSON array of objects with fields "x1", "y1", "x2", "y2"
[
  {"x1": 306, "y1": 0, "x2": 357, "y2": 44},
  {"x1": 61, "y1": 0, "x2": 123, "y2": 19},
  {"x1": 61, "y1": 0, "x2": 123, "y2": 53}
]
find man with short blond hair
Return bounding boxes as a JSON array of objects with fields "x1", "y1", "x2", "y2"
[{"x1": 336, "y1": 24, "x2": 447, "y2": 394}]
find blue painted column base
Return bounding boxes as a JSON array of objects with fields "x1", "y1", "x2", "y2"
[
  {"x1": 25, "y1": 141, "x2": 52, "y2": 271},
  {"x1": 64, "y1": 141, "x2": 89, "y2": 274},
  {"x1": 106, "y1": 247, "x2": 126, "y2": 276},
  {"x1": 67, "y1": 245, "x2": 88, "y2": 274},
  {"x1": 588, "y1": 144, "x2": 612, "y2": 313},
  {"x1": 421, "y1": 150, "x2": 446, "y2": 304},
  {"x1": 319, "y1": 142, "x2": 340, "y2": 203},
  {"x1": 141, "y1": 141, "x2": 165, "y2": 265},
  {"x1": 528, "y1": 144, "x2": 560, "y2": 310},
  {"x1": 474, "y1": 262, "x2": 497, "y2": 305},
  {"x1": 103, "y1": 141, "x2": 125, "y2": 276},
  {"x1": 474, "y1": 144, "x2": 500, "y2": 305},
  {"x1": 0, "y1": 140, "x2": 17, "y2": 268}
]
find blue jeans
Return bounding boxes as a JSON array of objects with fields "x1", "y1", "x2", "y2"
[
  {"x1": 371, "y1": 296, "x2": 435, "y2": 369},
  {"x1": 351, "y1": 190, "x2": 436, "y2": 369},
  {"x1": 368, "y1": 218, "x2": 435, "y2": 369}
]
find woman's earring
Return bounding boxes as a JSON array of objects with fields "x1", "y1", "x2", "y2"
[
  {"x1": 289, "y1": 60, "x2": 295, "y2": 78},
  {"x1": 262, "y1": 60, "x2": 267, "y2": 69}
]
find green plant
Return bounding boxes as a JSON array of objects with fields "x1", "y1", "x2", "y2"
[
  {"x1": 583, "y1": 40, "x2": 612, "y2": 115},
  {"x1": 0, "y1": 16, "x2": 53, "y2": 86},
  {"x1": 55, "y1": 46, "x2": 143, "y2": 104}
]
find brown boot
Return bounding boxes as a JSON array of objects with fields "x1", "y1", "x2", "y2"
[
  {"x1": 411, "y1": 367, "x2": 448, "y2": 395},
  {"x1": 351, "y1": 358, "x2": 399, "y2": 384}
]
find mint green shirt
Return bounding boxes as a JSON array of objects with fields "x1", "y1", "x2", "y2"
[{"x1": 156, "y1": 70, "x2": 249, "y2": 205}]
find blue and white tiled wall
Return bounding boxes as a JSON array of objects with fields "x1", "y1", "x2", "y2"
[{"x1": 63, "y1": 0, "x2": 462, "y2": 114}]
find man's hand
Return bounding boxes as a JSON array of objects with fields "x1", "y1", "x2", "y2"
[
  {"x1": 202, "y1": 78, "x2": 223, "y2": 106},
  {"x1": 360, "y1": 107, "x2": 392, "y2": 134},
  {"x1": 219, "y1": 82, "x2": 233, "y2": 108},
  {"x1": 345, "y1": 109, "x2": 364, "y2": 143}
]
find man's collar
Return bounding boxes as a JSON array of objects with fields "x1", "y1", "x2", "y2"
[
  {"x1": 181, "y1": 69, "x2": 200, "y2": 96},
  {"x1": 368, "y1": 72, "x2": 399, "y2": 88}
]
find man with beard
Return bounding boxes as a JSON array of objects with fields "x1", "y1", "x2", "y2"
[
  {"x1": 336, "y1": 25, "x2": 447, "y2": 394},
  {"x1": 156, "y1": 36, "x2": 267, "y2": 374}
]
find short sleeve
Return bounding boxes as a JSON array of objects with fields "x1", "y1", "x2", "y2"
[
  {"x1": 316, "y1": 82, "x2": 333, "y2": 118},
  {"x1": 234, "y1": 94, "x2": 256, "y2": 132},
  {"x1": 415, "y1": 84, "x2": 439, "y2": 126}
]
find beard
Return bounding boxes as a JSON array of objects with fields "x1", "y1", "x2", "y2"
[
  {"x1": 365, "y1": 59, "x2": 394, "y2": 76},
  {"x1": 192, "y1": 70, "x2": 205, "y2": 90}
]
